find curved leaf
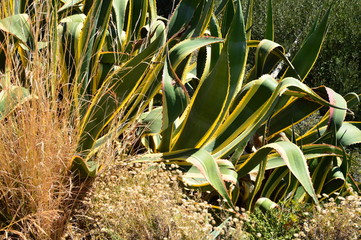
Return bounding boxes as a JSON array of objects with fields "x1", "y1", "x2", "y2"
[
  {"x1": 0, "y1": 14, "x2": 34, "y2": 49},
  {"x1": 237, "y1": 141, "x2": 318, "y2": 204},
  {"x1": 0, "y1": 86, "x2": 33, "y2": 120},
  {"x1": 169, "y1": 37, "x2": 224, "y2": 69}
]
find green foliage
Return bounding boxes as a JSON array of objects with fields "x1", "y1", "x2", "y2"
[
  {"x1": 252, "y1": 0, "x2": 361, "y2": 117},
  {"x1": 0, "y1": 0, "x2": 360, "y2": 219},
  {"x1": 244, "y1": 202, "x2": 306, "y2": 240}
]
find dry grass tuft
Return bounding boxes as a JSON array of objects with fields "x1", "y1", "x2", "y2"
[
  {"x1": 0, "y1": 87, "x2": 77, "y2": 238},
  {"x1": 0, "y1": 3, "x2": 78, "y2": 236}
]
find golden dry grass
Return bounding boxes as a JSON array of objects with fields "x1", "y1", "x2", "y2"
[
  {"x1": 0, "y1": 3, "x2": 79, "y2": 237},
  {"x1": 0, "y1": 81, "x2": 77, "y2": 238}
]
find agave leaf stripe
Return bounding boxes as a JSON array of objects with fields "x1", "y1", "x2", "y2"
[
  {"x1": 58, "y1": 0, "x2": 83, "y2": 13},
  {"x1": 207, "y1": 75, "x2": 277, "y2": 156},
  {"x1": 171, "y1": 51, "x2": 230, "y2": 150},
  {"x1": 191, "y1": 0, "x2": 214, "y2": 37},
  {"x1": 321, "y1": 167, "x2": 345, "y2": 197},
  {"x1": 266, "y1": 97, "x2": 321, "y2": 140}
]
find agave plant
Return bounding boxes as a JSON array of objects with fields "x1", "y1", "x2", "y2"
[
  {"x1": 134, "y1": 0, "x2": 361, "y2": 210},
  {"x1": 0, "y1": 0, "x2": 360, "y2": 212}
]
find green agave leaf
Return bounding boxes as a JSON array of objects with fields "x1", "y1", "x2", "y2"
[
  {"x1": 171, "y1": 50, "x2": 230, "y2": 150},
  {"x1": 255, "y1": 198, "x2": 278, "y2": 212},
  {"x1": 322, "y1": 167, "x2": 345, "y2": 196},
  {"x1": 71, "y1": 156, "x2": 100, "y2": 178},
  {"x1": 195, "y1": 44, "x2": 210, "y2": 81},
  {"x1": 322, "y1": 87, "x2": 347, "y2": 132},
  {"x1": 75, "y1": 0, "x2": 113, "y2": 99},
  {"x1": 268, "y1": 85, "x2": 346, "y2": 141},
  {"x1": 112, "y1": 0, "x2": 128, "y2": 47},
  {"x1": 248, "y1": 156, "x2": 268, "y2": 209},
  {"x1": 344, "y1": 92, "x2": 360, "y2": 110},
  {"x1": 128, "y1": 0, "x2": 149, "y2": 41},
  {"x1": 58, "y1": 0, "x2": 83, "y2": 13},
  {"x1": 158, "y1": 53, "x2": 189, "y2": 152},
  {"x1": 260, "y1": 167, "x2": 288, "y2": 199},
  {"x1": 207, "y1": 75, "x2": 335, "y2": 158},
  {"x1": 0, "y1": 14, "x2": 34, "y2": 49},
  {"x1": 0, "y1": 86, "x2": 32, "y2": 120},
  {"x1": 265, "y1": 0, "x2": 274, "y2": 41},
  {"x1": 149, "y1": 18, "x2": 166, "y2": 43},
  {"x1": 77, "y1": 32, "x2": 165, "y2": 155},
  {"x1": 220, "y1": 0, "x2": 234, "y2": 38},
  {"x1": 183, "y1": 159, "x2": 237, "y2": 187},
  {"x1": 215, "y1": 0, "x2": 228, "y2": 16},
  {"x1": 281, "y1": 173, "x2": 301, "y2": 202},
  {"x1": 237, "y1": 141, "x2": 319, "y2": 204},
  {"x1": 148, "y1": 0, "x2": 157, "y2": 21},
  {"x1": 139, "y1": 107, "x2": 163, "y2": 135},
  {"x1": 191, "y1": 0, "x2": 214, "y2": 37},
  {"x1": 248, "y1": 39, "x2": 285, "y2": 80},
  {"x1": 207, "y1": 75, "x2": 277, "y2": 157},
  {"x1": 179, "y1": 149, "x2": 235, "y2": 208},
  {"x1": 298, "y1": 122, "x2": 361, "y2": 146},
  {"x1": 57, "y1": 18, "x2": 84, "y2": 86},
  {"x1": 292, "y1": 87, "x2": 347, "y2": 144},
  {"x1": 60, "y1": 14, "x2": 86, "y2": 23},
  {"x1": 244, "y1": 0, "x2": 254, "y2": 40},
  {"x1": 99, "y1": 51, "x2": 131, "y2": 64},
  {"x1": 304, "y1": 157, "x2": 334, "y2": 201},
  {"x1": 169, "y1": 37, "x2": 224, "y2": 69},
  {"x1": 172, "y1": 0, "x2": 246, "y2": 150},
  {"x1": 266, "y1": 97, "x2": 321, "y2": 140},
  {"x1": 208, "y1": 15, "x2": 222, "y2": 69},
  {"x1": 282, "y1": 7, "x2": 330, "y2": 80},
  {"x1": 248, "y1": 144, "x2": 344, "y2": 173},
  {"x1": 180, "y1": 0, "x2": 213, "y2": 39},
  {"x1": 167, "y1": 0, "x2": 200, "y2": 38},
  {"x1": 8, "y1": 0, "x2": 28, "y2": 14},
  {"x1": 225, "y1": 0, "x2": 247, "y2": 98}
]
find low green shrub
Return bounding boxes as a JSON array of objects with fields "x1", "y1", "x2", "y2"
[
  {"x1": 243, "y1": 201, "x2": 307, "y2": 240},
  {"x1": 241, "y1": 195, "x2": 361, "y2": 240}
]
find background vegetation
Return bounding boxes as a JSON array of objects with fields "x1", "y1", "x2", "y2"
[{"x1": 251, "y1": 0, "x2": 361, "y2": 117}]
